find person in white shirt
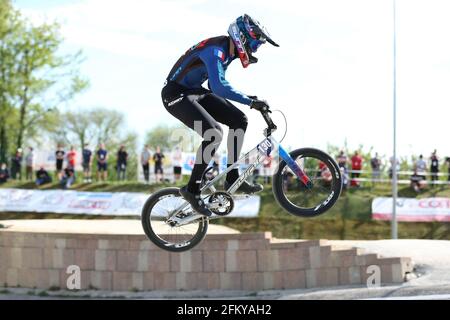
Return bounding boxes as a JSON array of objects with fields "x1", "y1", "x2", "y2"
[
  {"x1": 389, "y1": 156, "x2": 400, "y2": 179},
  {"x1": 140, "y1": 145, "x2": 151, "y2": 184},
  {"x1": 25, "y1": 147, "x2": 34, "y2": 181},
  {"x1": 415, "y1": 155, "x2": 427, "y2": 180}
]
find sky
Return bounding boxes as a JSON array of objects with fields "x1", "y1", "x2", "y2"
[{"x1": 13, "y1": 0, "x2": 450, "y2": 160}]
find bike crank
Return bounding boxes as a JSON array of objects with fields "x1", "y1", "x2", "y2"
[{"x1": 208, "y1": 191, "x2": 234, "y2": 216}]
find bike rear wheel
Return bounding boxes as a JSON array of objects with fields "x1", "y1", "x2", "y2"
[
  {"x1": 272, "y1": 148, "x2": 342, "y2": 217},
  {"x1": 141, "y1": 187, "x2": 208, "y2": 252}
]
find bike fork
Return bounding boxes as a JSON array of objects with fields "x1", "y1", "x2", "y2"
[{"x1": 278, "y1": 145, "x2": 313, "y2": 188}]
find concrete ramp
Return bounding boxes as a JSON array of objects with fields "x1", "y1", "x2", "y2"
[{"x1": 0, "y1": 220, "x2": 413, "y2": 291}]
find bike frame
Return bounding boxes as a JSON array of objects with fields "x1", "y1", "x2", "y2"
[
  {"x1": 200, "y1": 135, "x2": 308, "y2": 194},
  {"x1": 167, "y1": 128, "x2": 313, "y2": 223}
]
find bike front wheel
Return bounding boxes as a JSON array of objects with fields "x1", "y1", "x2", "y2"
[
  {"x1": 272, "y1": 148, "x2": 342, "y2": 217},
  {"x1": 141, "y1": 187, "x2": 208, "y2": 252}
]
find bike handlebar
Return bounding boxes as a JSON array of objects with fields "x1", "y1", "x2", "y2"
[{"x1": 259, "y1": 107, "x2": 277, "y2": 134}]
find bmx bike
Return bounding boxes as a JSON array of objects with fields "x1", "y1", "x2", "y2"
[{"x1": 141, "y1": 106, "x2": 343, "y2": 252}]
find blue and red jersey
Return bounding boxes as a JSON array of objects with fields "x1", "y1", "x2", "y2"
[{"x1": 166, "y1": 36, "x2": 252, "y2": 105}]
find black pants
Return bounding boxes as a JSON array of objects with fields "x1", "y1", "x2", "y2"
[
  {"x1": 431, "y1": 170, "x2": 439, "y2": 186},
  {"x1": 162, "y1": 81, "x2": 248, "y2": 192},
  {"x1": 142, "y1": 164, "x2": 149, "y2": 182},
  {"x1": 11, "y1": 164, "x2": 21, "y2": 180}
]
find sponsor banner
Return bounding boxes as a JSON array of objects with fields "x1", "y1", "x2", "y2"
[
  {"x1": 372, "y1": 197, "x2": 450, "y2": 222},
  {"x1": 0, "y1": 188, "x2": 259, "y2": 218}
]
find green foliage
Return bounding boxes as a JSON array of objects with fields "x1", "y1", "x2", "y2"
[
  {"x1": 0, "y1": 2, "x2": 88, "y2": 162},
  {"x1": 53, "y1": 107, "x2": 125, "y2": 148},
  {"x1": 145, "y1": 123, "x2": 200, "y2": 152},
  {"x1": 0, "y1": 1, "x2": 11, "y2": 34},
  {"x1": 47, "y1": 107, "x2": 139, "y2": 181}
]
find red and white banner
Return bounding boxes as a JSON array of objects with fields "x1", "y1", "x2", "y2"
[
  {"x1": 372, "y1": 197, "x2": 450, "y2": 222},
  {"x1": 0, "y1": 189, "x2": 260, "y2": 218}
]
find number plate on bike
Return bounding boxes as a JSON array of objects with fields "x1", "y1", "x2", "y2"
[{"x1": 257, "y1": 139, "x2": 272, "y2": 156}]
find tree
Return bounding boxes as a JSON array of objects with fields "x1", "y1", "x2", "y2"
[
  {"x1": 0, "y1": 2, "x2": 20, "y2": 163},
  {"x1": 0, "y1": 3, "x2": 88, "y2": 163},
  {"x1": 48, "y1": 107, "x2": 139, "y2": 180},
  {"x1": 145, "y1": 124, "x2": 200, "y2": 152},
  {"x1": 0, "y1": 0, "x2": 11, "y2": 32},
  {"x1": 89, "y1": 108, "x2": 124, "y2": 147},
  {"x1": 11, "y1": 19, "x2": 88, "y2": 151},
  {"x1": 62, "y1": 109, "x2": 93, "y2": 148},
  {"x1": 53, "y1": 107, "x2": 126, "y2": 148}
]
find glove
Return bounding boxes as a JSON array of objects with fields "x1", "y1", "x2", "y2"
[{"x1": 250, "y1": 99, "x2": 271, "y2": 112}]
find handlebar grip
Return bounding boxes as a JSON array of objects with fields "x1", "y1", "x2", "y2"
[{"x1": 261, "y1": 109, "x2": 277, "y2": 129}]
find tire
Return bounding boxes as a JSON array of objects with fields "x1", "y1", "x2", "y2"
[
  {"x1": 141, "y1": 187, "x2": 208, "y2": 252},
  {"x1": 272, "y1": 148, "x2": 342, "y2": 217}
]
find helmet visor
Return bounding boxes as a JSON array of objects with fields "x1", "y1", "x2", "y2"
[{"x1": 245, "y1": 15, "x2": 280, "y2": 47}]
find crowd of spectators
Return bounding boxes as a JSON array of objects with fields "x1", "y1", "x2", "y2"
[
  {"x1": 1, "y1": 144, "x2": 449, "y2": 193},
  {"x1": 334, "y1": 149, "x2": 449, "y2": 192}
]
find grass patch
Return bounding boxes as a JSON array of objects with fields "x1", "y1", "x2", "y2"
[
  {"x1": 37, "y1": 290, "x2": 49, "y2": 297},
  {"x1": 48, "y1": 286, "x2": 61, "y2": 291}
]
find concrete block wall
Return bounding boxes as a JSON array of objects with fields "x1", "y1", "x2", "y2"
[{"x1": 0, "y1": 230, "x2": 413, "y2": 291}]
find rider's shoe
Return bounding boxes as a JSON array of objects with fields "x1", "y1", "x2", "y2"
[
  {"x1": 224, "y1": 180, "x2": 264, "y2": 194},
  {"x1": 179, "y1": 186, "x2": 212, "y2": 217}
]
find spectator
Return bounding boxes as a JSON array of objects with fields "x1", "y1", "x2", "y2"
[
  {"x1": 35, "y1": 166, "x2": 52, "y2": 186},
  {"x1": 67, "y1": 145, "x2": 77, "y2": 169},
  {"x1": 252, "y1": 164, "x2": 260, "y2": 184},
  {"x1": 0, "y1": 163, "x2": 9, "y2": 184},
  {"x1": 172, "y1": 146, "x2": 183, "y2": 182},
  {"x1": 350, "y1": 151, "x2": 363, "y2": 187},
  {"x1": 141, "y1": 145, "x2": 151, "y2": 184},
  {"x1": 262, "y1": 155, "x2": 272, "y2": 184},
  {"x1": 10, "y1": 148, "x2": 22, "y2": 180},
  {"x1": 389, "y1": 156, "x2": 400, "y2": 179},
  {"x1": 116, "y1": 145, "x2": 128, "y2": 181},
  {"x1": 96, "y1": 143, "x2": 108, "y2": 182},
  {"x1": 25, "y1": 147, "x2": 34, "y2": 181},
  {"x1": 446, "y1": 157, "x2": 450, "y2": 182},
  {"x1": 337, "y1": 150, "x2": 348, "y2": 169},
  {"x1": 82, "y1": 144, "x2": 93, "y2": 183},
  {"x1": 430, "y1": 150, "x2": 439, "y2": 187},
  {"x1": 340, "y1": 166, "x2": 349, "y2": 190},
  {"x1": 55, "y1": 144, "x2": 65, "y2": 180},
  {"x1": 414, "y1": 155, "x2": 427, "y2": 180},
  {"x1": 370, "y1": 152, "x2": 381, "y2": 184},
  {"x1": 153, "y1": 146, "x2": 165, "y2": 183},
  {"x1": 410, "y1": 169, "x2": 427, "y2": 193},
  {"x1": 60, "y1": 166, "x2": 75, "y2": 189},
  {"x1": 318, "y1": 161, "x2": 332, "y2": 185}
]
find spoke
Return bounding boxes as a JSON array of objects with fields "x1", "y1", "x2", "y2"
[{"x1": 281, "y1": 155, "x2": 336, "y2": 210}]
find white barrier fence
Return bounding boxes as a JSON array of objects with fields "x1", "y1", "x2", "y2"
[
  {"x1": 372, "y1": 197, "x2": 450, "y2": 222},
  {"x1": 344, "y1": 169, "x2": 450, "y2": 185},
  {"x1": 0, "y1": 188, "x2": 260, "y2": 218}
]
